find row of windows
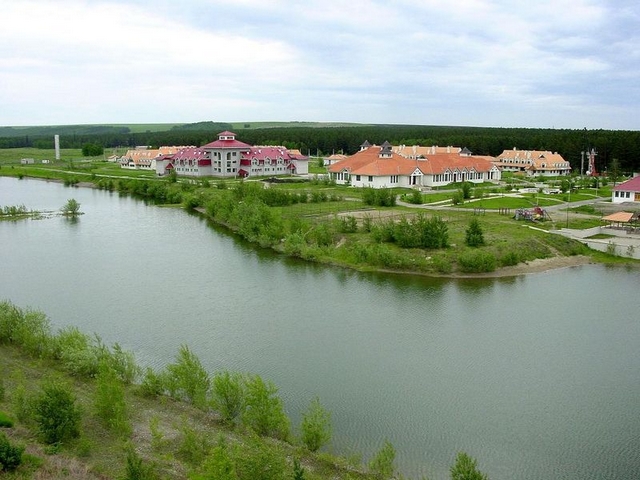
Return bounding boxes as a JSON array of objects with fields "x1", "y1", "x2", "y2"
[{"x1": 614, "y1": 191, "x2": 632, "y2": 198}]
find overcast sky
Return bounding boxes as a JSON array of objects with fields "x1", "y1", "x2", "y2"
[{"x1": 2, "y1": 0, "x2": 639, "y2": 129}]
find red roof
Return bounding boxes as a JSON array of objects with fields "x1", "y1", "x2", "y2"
[
  {"x1": 328, "y1": 146, "x2": 495, "y2": 176},
  {"x1": 201, "y1": 131, "x2": 252, "y2": 150},
  {"x1": 613, "y1": 176, "x2": 640, "y2": 192}
]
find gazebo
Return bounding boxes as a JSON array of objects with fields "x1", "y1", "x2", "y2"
[{"x1": 602, "y1": 211, "x2": 639, "y2": 231}]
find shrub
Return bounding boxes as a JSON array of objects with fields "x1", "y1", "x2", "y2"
[
  {"x1": 165, "y1": 345, "x2": 210, "y2": 409},
  {"x1": 51, "y1": 327, "x2": 104, "y2": 378},
  {"x1": 242, "y1": 375, "x2": 289, "y2": 440},
  {"x1": 177, "y1": 421, "x2": 211, "y2": 466},
  {"x1": 123, "y1": 446, "x2": 158, "y2": 480},
  {"x1": 0, "y1": 377, "x2": 4, "y2": 401},
  {"x1": 139, "y1": 368, "x2": 166, "y2": 398},
  {"x1": 0, "y1": 432, "x2": 24, "y2": 472},
  {"x1": 301, "y1": 397, "x2": 332, "y2": 452},
  {"x1": 232, "y1": 435, "x2": 286, "y2": 480},
  {"x1": 32, "y1": 381, "x2": 82, "y2": 444},
  {"x1": 458, "y1": 251, "x2": 497, "y2": 273},
  {"x1": 94, "y1": 366, "x2": 130, "y2": 437},
  {"x1": 194, "y1": 437, "x2": 236, "y2": 480},
  {"x1": 369, "y1": 440, "x2": 396, "y2": 479},
  {"x1": 211, "y1": 371, "x2": 245, "y2": 424},
  {"x1": 450, "y1": 451, "x2": 489, "y2": 480},
  {"x1": 499, "y1": 250, "x2": 520, "y2": 267},
  {"x1": 0, "y1": 411, "x2": 13, "y2": 428}
]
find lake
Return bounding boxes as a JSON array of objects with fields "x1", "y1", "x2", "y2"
[{"x1": 1, "y1": 177, "x2": 639, "y2": 479}]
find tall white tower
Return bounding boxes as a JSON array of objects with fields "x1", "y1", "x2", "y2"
[{"x1": 54, "y1": 135, "x2": 60, "y2": 161}]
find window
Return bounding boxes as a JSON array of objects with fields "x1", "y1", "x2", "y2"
[
  {"x1": 368, "y1": 176, "x2": 373, "y2": 182},
  {"x1": 356, "y1": 175, "x2": 361, "y2": 181},
  {"x1": 390, "y1": 175, "x2": 398, "y2": 183}
]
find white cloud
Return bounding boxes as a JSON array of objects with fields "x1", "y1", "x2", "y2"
[{"x1": 0, "y1": 0, "x2": 638, "y2": 128}]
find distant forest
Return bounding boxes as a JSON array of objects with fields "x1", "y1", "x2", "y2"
[{"x1": 1, "y1": 121, "x2": 638, "y2": 173}]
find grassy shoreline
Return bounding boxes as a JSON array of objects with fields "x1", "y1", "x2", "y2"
[{"x1": 1, "y1": 164, "x2": 637, "y2": 277}]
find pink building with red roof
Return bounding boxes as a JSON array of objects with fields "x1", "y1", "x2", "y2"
[
  {"x1": 612, "y1": 175, "x2": 640, "y2": 203},
  {"x1": 328, "y1": 141, "x2": 500, "y2": 189},
  {"x1": 156, "y1": 131, "x2": 308, "y2": 178}
]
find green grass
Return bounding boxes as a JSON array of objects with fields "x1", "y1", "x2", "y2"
[
  {"x1": 456, "y1": 196, "x2": 561, "y2": 209},
  {"x1": 0, "y1": 148, "x2": 87, "y2": 164}
]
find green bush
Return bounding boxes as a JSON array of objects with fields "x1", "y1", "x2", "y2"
[
  {"x1": 123, "y1": 446, "x2": 158, "y2": 480},
  {"x1": 165, "y1": 345, "x2": 210, "y2": 409},
  {"x1": 0, "y1": 411, "x2": 13, "y2": 428},
  {"x1": 301, "y1": 397, "x2": 332, "y2": 452},
  {"x1": 94, "y1": 366, "x2": 131, "y2": 437},
  {"x1": 369, "y1": 440, "x2": 396, "y2": 479},
  {"x1": 0, "y1": 431, "x2": 24, "y2": 472},
  {"x1": 177, "y1": 422, "x2": 211, "y2": 467},
  {"x1": 51, "y1": 326, "x2": 104, "y2": 378},
  {"x1": 232, "y1": 435, "x2": 286, "y2": 480},
  {"x1": 242, "y1": 375, "x2": 289, "y2": 440},
  {"x1": 211, "y1": 371, "x2": 245, "y2": 424},
  {"x1": 32, "y1": 381, "x2": 82, "y2": 444},
  {"x1": 458, "y1": 250, "x2": 497, "y2": 273},
  {"x1": 499, "y1": 250, "x2": 520, "y2": 267}
]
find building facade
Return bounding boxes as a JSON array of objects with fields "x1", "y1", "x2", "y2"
[
  {"x1": 495, "y1": 149, "x2": 571, "y2": 176},
  {"x1": 154, "y1": 131, "x2": 309, "y2": 178},
  {"x1": 328, "y1": 141, "x2": 500, "y2": 189}
]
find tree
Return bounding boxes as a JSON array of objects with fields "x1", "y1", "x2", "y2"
[
  {"x1": 242, "y1": 374, "x2": 289, "y2": 440},
  {"x1": 465, "y1": 218, "x2": 485, "y2": 247},
  {"x1": 61, "y1": 198, "x2": 81, "y2": 216},
  {"x1": 82, "y1": 143, "x2": 103, "y2": 157},
  {"x1": 461, "y1": 182, "x2": 472, "y2": 200},
  {"x1": 450, "y1": 451, "x2": 489, "y2": 480},
  {"x1": 300, "y1": 396, "x2": 332, "y2": 452},
  {"x1": 369, "y1": 440, "x2": 396, "y2": 479},
  {"x1": 211, "y1": 370, "x2": 245, "y2": 424},
  {"x1": 609, "y1": 158, "x2": 621, "y2": 186},
  {"x1": 32, "y1": 381, "x2": 82, "y2": 444}
]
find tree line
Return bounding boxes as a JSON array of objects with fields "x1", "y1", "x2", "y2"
[{"x1": 1, "y1": 123, "x2": 638, "y2": 173}]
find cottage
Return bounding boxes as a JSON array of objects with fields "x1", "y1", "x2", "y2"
[
  {"x1": 495, "y1": 149, "x2": 571, "y2": 176},
  {"x1": 328, "y1": 141, "x2": 500, "y2": 189},
  {"x1": 612, "y1": 176, "x2": 640, "y2": 203}
]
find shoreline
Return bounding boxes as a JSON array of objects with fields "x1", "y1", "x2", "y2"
[{"x1": 3, "y1": 174, "x2": 617, "y2": 279}]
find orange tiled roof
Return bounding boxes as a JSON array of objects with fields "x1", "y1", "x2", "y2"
[
  {"x1": 328, "y1": 146, "x2": 495, "y2": 176},
  {"x1": 496, "y1": 149, "x2": 569, "y2": 171}
]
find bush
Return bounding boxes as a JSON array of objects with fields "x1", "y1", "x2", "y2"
[
  {"x1": 450, "y1": 451, "x2": 489, "y2": 480},
  {"x1": 301, "y1": 397, "x2": 332, "y2": 452},
  {"x1": 242, "y1": 375, "x2": 289, "y2": 440},
  {"x1": 232, "y1": 435, "x2": 286, "y2": 480},
  {"x1": 165, "y1": 345, "x2": 210, "y2": 409},
  {"x1": 0, "y1": 411, "x2": 13, "y2": 428},
  {"x1": 123, "y1": 446, "x2": 158, "y2": 480},
  {"x1": 499, "y1": 250, "x2": 520, "y2": 267},
  {"x1": 458, "y1": 251, "x2": 497, "y2": 273},
  {"x1": 94, "y1": 366, "x2": 130, "y2": 437},
  {"x1": 51, "y1": 327, "x2": 104, "y2": 378},
  {"x1": 369, "y1": 440, "x2": 396, "y2": 479},
  {"x1": 32, "y1": 381, "x2": 82, "y2": 444},
  {"x1": 211, "y1": 371, "x2": 245, "y2": 424},
  {"x1": 0, "y1": 432, "x2": 24, "y2": 472},
  {"x1": 177, "y1": 421, "x2": 211, "y2": 466}
]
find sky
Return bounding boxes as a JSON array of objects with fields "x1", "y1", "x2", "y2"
[{"x1": 1, "y1": 0, "x2": 639, "y2": 130}]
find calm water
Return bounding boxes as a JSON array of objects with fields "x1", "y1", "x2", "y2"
[{"x1": 1, "y1": 177, "x2": 639, "y2": 480}]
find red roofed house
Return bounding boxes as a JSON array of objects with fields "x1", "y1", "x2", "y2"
[
  {"x1": 328, "y1": 141, "x2": 500, "y2": 189},
  {"x1": 495, "y1": 148, "x2": 571, "y2": 176},
  {"x1": 155, "y1": 131, "x2": 309, "y2": 178},
  {"x1": 612, "y1": 175, "x2": 640, "y2": 203}
]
